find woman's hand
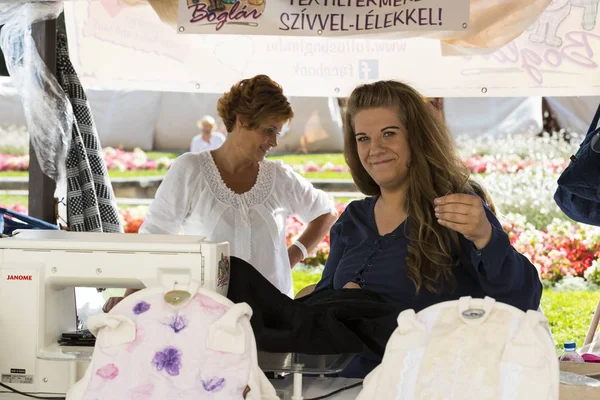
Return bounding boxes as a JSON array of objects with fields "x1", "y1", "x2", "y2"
[
  {"x1": 289, "y1": 212, "x2": 337, "y2": 269},
  {"x1": 102, "y1": 288, "x2": 140, "y2": 313},
  {"x1": 295, "y1": 284, "x2": 316, "y2": 299},
  {"x1": 434, "y1": 194, "x2": 493, "y2": 249},
  {"x1": 102, "y1": 297, "x2": 124, "y2": 313},
  {"x1": 288, "y1": 245, "x2": 304, "y2": 269},
  {"x1": 343, "y1": 282, "x2": 361, "y2": 289}
]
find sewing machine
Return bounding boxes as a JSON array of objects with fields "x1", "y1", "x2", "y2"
[{"x1": 0, "y1": 230, "x2": 230, "y2": 397}]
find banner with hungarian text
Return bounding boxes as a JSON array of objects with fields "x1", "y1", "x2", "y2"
[
  {"x1": 177, "y1": 0, "x2": 471, "y2": 36},
  {"x1": 64, "y1": 1, "x2": 600, "y2": 97}
]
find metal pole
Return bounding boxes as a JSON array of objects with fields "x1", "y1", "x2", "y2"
[{"x1": 28, "y1": 18, "x2": 58, "y2": 223}]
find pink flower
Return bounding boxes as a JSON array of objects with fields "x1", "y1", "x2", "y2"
[
  {"x1": 96, "y1": 363, "x2": 119, "y2": 380},
  {"x1": 127, "y1": 327, "x2": 145, "y2": 352},
  {"x1": 129, "y1": 382, "x2": 155, "y2": 400},
  {"x1": 302, "y1": 162, "x2": 321, "y2": 173},
  {"x1": 197, "y1": 295, "x2": 228, "y2": 315},
  {"x1": 0, "y1": 203, "x2": 28, "y2": 215},
  {"x1": 0, "y1": 154, "x2": 29, "y2": 171}
]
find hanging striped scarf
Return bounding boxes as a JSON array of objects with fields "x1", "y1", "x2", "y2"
[{"x1": 56, "y1": 33, "x2": 122, "y2": 233}]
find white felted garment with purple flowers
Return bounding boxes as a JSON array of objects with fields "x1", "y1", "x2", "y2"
[{"x1": 66, "y1": 288, "x2": 278, "y2": 400}]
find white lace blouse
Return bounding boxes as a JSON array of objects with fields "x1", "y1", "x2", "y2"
[{"x1": 139, "y1": 151, "x2": 336, "y2": 297}]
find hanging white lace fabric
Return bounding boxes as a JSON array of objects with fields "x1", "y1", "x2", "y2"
[{"x1": 0, "y1": 2, "x2": 72, "y2": 182}]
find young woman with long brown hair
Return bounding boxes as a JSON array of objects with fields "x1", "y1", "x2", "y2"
[{"x1": 314, "y1": 80, "x2": 541, "y2": 378}]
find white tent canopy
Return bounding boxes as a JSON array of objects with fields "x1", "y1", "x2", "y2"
[
  {"x1": 444, "y1": 97, "x2": 545, "y2": 139},
  {"x1": 547, "y1": 96, "x2": 600, "y2": 135}
]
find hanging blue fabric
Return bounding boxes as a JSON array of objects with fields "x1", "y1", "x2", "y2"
[
  {"x1": 554, "y1": 103, "x2": 600, "y2": 226},
  {"x1": 0, "y1": 207, "x2": 59, "y2": 236}
]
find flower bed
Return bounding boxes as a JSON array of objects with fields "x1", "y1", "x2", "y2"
[
  {"x1": 0, "y1": 203, "x2": 28, "y2": 215},
  {"x1": 0, "y1": 151, "x2": 570, "y2": 175},
  {"x1": 0, "y1": 134, "x2": 574, "y2": 175},
  {"x1": 103, "y1": 148, "x2": 172, "y2": 171},
  {"x1": 0, "y1": 154, "x2": 28, "y2": 172},
  {"x1": 0, "y1": 148, "x2": 174, "y2": 172},
  {"x1": 92, "y1": 202, "x2": 600, "y2": 289}
]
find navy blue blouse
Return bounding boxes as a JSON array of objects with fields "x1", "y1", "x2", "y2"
[{"x1": 314, "y1": 196, "x2": 543, "y2": 378}]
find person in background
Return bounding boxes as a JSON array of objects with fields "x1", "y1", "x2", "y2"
[
  {"x1": 311, "y1": 80, "x2": 542, "y2": 378},
  {"x1": 103, "y1": 75, "x2": 337, "y2": 312},
  {"x1": 190, "y1": 115, "x2": 226, "y2": 153}
]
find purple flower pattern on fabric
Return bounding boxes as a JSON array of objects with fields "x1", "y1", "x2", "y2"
[
  {"x1": 152, "y1": 347, "x2": 182, "y2": 376},
  {"x1": 202, "y1": 377, "x2": 225, "y2": 392},
  {"x1": 133, "y1": 301, "x2": 150, "y2": 315},
  {"x1": 165, "y1": 313, "x2": 188, "y2": 333}
]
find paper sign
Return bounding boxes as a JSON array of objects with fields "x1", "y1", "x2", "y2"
[{"x1": 177, "y1": 0, "x2": 470, "y2": 36}]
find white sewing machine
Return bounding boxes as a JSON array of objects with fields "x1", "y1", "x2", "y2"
[{"x1": 0, "y1": 230, "x2": 230, "y2": 398}]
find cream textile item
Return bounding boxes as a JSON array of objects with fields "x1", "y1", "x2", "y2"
[
  {"x1": 66, "y1": 287, "x2": 278, "y2": 400},
  {"x1": 356, "y1": 296, "x2": 559, "y2": 400}
]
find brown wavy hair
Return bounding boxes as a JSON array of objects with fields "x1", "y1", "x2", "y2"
[
  {"x1": 217, "y1": 75, "x2": 293, "y2": 133},
  {"x1": 344, "y1": 81, "x2": 477, "y2": 294}
]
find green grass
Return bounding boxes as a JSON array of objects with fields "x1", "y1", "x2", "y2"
[
  {"x1": 146, "y1": 151, "x2": 181, "y2": 160},
  {"x1": 301, "y1": 171, "x2": 352, "y2": 180},
  {"x1": 0, "y1": 171, "x2": 27, "y2": 178},
  {"x1": 107, "y1": 170, "x2": 167, "y2": 178},
  {"x1": 0, "y1": 194, "x2": 28, "y2": 206},
  {"x1": 542, "y1": 290, "x2": 599, "y2": 352},
  {"x1": 293, "y1": 268, "x2": 323, "y2": 295},
  {"x1": 268, "y1": 153, "x2": 346, "y2": 165}
]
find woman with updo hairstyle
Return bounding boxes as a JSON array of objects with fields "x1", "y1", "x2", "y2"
[{"x1": 103, "y1": 75, "x2": 337, "y2": 311}]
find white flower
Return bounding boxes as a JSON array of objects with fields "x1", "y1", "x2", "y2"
[
  {"x1": 103, "y1": 147, "x2": 117, "y2": 157},
  {"x1": 584, "y1": 260, "x2": 600, "y2": 286},
  {"x1": 131, "y1": 148, "x2": 148, "y2": 167},
  {"x1": 154, "y1": 157, "x2": 171, "y2": 170},
  {"x1": 321, "y1": 162, "x2": 335, "y2": 171},
  {"x1": 554, "y1": 276, "x2": 599, "y2": 292},
  {"x1": 112, "y1": 160, "x2": 126, "y2": 172},
  {"x1": 0, "y1": 124, "x2": 29, "y2": 155}
]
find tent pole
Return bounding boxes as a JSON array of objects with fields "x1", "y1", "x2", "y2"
[{"x1": 28, "y1": 18, "x2": 58, "y2": 224}]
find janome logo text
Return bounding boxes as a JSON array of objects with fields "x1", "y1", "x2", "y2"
[{"x1": 6, "y1": 275, "x2": 33, "y2": 281}]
